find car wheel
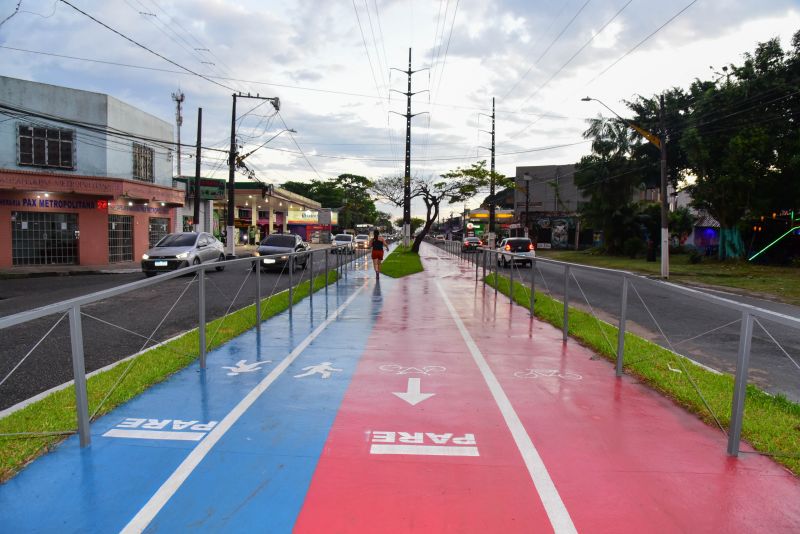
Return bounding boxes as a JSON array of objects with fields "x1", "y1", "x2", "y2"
[
  {"x1": 192, "y1": 257, "x2": 201, "y2": 265},
  {"x1": 144, "y1": 271, "x2": 156, "y2": 278},
  {"x1": 215, "y1": 254, "x2": 225, "y2": 271}
]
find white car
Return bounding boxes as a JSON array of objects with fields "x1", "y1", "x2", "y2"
[
  {"x1": 496, "y1": 237, "x2": 535, "y2": 267},
  {"x1": 354, "y1": 234, "x2": 370, "y2": 249},
  {"x1": 331, "y1": 234, "x2": 355, "y2": 254}
]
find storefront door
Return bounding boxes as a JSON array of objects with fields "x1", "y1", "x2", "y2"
[
  {"x1": 11, "y1": 211, "x2": 79, "y2": 266},
  {"x1": 108, "y1": 214, "x2": 133, "y2": 263}
]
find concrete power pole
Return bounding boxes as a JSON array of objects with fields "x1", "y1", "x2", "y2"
[
  {"x1": 390, "y1": 48, "x2": 428, "y2": 247},
  {"x1": 479, "y1": 98, "x2": 497, "y2": 247},
  {"x1": 172, "y1": 91, "x2": 185, "y2": 178}
]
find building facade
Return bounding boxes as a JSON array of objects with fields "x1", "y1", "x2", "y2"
[{"x1": 0, "y1": 76, "x2": 183, "y2": 268}]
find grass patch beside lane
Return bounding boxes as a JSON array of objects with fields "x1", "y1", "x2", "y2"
[
  {"x1": 381, "y1": 246, "x2": 424, "y2": 278},
  {"x1": 0, "y1": 269, "x2": 339, "y2": 483},
  {"x1": 538, "y1": 250, "x2": 800, "y2": 306},
  {"x1": 486, "y1": 272, "x2": 800, "y2": 477}
]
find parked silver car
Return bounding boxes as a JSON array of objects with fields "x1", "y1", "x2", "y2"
[{"x1": 141, "y1": 232, "x2": 225, "y2": 277}]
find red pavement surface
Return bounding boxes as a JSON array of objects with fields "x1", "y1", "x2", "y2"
[{"x1": 296, "y1": 243, "x2": 800, "y2": 533}]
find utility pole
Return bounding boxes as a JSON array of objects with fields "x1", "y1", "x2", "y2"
[
  {"x1": 390, "y1": 48, "x2": 428, "y2": 247},
  {"x1": 227, "y1": 92, "x2": 280, "y2": 257},
  {"x1": 479, "y1": 98, "x2": 497, "y2": 247},
  {"x1": 659, "y1": 94, "x2": 669, "y2": 279},
  {"x1": 172, "y1": 91, "x2": 185, "y2": 179},
  {"x1": 194, "y1": 107, "x2": 202, "y2": 232}
]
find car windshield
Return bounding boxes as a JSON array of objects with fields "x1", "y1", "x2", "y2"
[
  {"x1": 335, "y1": 235, "x2": 353, "y2": 242},
  {"x1": 261, "y1": 235, "x2": 295, "y2": 247},
  {"x1": 356, "y1": 235, "x2": 369, "y2": 240},
  {"x1": 156, "y1": 233, "x2": 197, "y2": 247}
]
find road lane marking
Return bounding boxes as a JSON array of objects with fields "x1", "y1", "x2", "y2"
[
  {"x1": 121, "y1": 285, "x2": 365, "y2": 534},
  {"x1": 370, "y1": 445, "x2": 479, "y2": 456},
  {"x1": 435, "y1": 280, "x2": 577, "y2": 534}
]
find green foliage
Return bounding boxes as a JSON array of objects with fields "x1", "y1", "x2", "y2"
[
  {"x1": 282, "y1": 175, "x2": 379, "y2": 229},
  {"x1": 623, "y1": 236, "x2": 645, "y2": 258}
]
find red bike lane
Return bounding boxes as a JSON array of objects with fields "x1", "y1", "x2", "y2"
[{"x1": 294, "y1": 273, "x2": 562, "y2": 532}]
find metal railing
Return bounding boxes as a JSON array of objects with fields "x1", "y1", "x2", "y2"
[
  {"x1": 0, "y1": 244, "x2": 366, "y2": 447},
  {"x1": 431, "y1": 237, "x2": 800, "y2": 457}
]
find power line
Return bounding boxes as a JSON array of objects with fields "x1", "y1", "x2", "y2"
[
  {"x1": 277, "y1": 111, "x2": 322, "y2": 179},
  {"x1": 0, "y1": 1, "x2": 22, "y2": 29},
  {"x1": 585, "y1": 0, "x2": 699, "y2": 86},
  {"x1": 503, "y1": 0, "x2": 593, "y2": 102},
  {"x1": 58, "y1": 0, "x2": 237, "y2": 93}
]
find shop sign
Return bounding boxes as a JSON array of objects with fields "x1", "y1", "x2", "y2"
[
  {"x1": 0, "y1": 197, "x2": 100, "y2": 210},
  {"x1": 109, "y1": 203, "x2": 170, "y2": 214},
  {"x1": 185, "y1": 178, "x2": 226, "y2": 200},
  {"x1": 288, "y1": 209, "x2": 318, "y2": 224}
]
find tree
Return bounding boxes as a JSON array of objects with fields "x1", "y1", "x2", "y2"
[
  {"x1": 281, "y1": 175, "x2": 379, "y2": 230},
  {"x1": 373, "y1": 161, "x2": 509, "y2": 253}
]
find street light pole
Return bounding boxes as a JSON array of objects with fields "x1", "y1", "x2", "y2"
[{"x1": 581, "y1": 96, "x2": 669, "y2": 278}]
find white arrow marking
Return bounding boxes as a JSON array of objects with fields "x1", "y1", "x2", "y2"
[{"x1": 392, "y1": 377, "x2": 435, "y2": 406}]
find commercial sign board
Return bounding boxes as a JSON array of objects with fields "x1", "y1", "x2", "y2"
[
  {"x1": 287, "y1": 209, "x2": 319, "y2": 224},
  {"x1": 185, "y1": 178, "x2": 226, "y2": 201}
]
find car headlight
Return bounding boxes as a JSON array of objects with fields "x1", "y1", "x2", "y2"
[
  {"x1": 142, "y1": 253, "x2": 149, "y2": 260},
  {"x1": 176, "y1": 252, "x2": 189, "y2": 260}
]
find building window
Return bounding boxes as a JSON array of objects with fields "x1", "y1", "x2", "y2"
[
  {"x1": 132, "y1": 143, "x2": 154, "y2": 182},
  {"x1": 258, "y1": 210, "x2": 268, "y2": 220},
  {"x1": 238, "y1": 208, "x2": 251, "y2": 219},
  {"x1": 17, "y1": 124, "x2": 74, "y2": 170}
]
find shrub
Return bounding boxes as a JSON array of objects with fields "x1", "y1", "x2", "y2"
[{"x1": 623, "y1": 237, "x2": 645, "y2": 258}]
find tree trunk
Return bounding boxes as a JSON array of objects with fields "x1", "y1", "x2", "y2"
[{"x1": 411, "y1": 202, "x2": 438, "y2": 253}]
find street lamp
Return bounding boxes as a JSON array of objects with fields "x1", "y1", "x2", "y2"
[
  {"x1": 522, "y1": 172, "x2": 533, "y2": 238},
  {"x1": 581, "y1": 96, "x2": 669, "y2": 279}
]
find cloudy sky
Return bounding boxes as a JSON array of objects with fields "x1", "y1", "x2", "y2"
[{"x1": 2, "y1": 0, "x2": 799, "y2": 218}]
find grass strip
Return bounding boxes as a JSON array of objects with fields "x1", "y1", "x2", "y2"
[
  {"x1": 381, "y1": 245, "x2": 424, "y2": 278},
  {"x1": 486, "y1": 272, "x2": 800, "y2": 476},
  {"x1": 0, "y1": 269, "x2": 339, "y2": 482}
]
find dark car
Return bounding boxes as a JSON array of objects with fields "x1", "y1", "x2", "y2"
[
  {"x1": 256, "y1": 234, "x2": 309, "y2": 271},
  {"x1": 496, "y1": 237, "x2": 535, "y2": 267},
  {"x1": 462, "y1": 236, "x2": 483, "y2": 252},
  {"x1": 141, "y1": 232, "x2": 225, "y2": 277}
]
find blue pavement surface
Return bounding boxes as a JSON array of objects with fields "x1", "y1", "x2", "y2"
[{"x1": 0, "y1": 258, "x2": 388, "y2": 533}]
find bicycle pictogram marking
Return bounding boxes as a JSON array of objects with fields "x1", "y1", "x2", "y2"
[
  {"x1": 379, "y1": 364, "x2": 446, "y2": 376},
  {"x1": 513, "y1": 369, "x2": 582, "y2": 380}
]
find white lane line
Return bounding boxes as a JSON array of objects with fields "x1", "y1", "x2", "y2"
[
  {"x1": 435, "y1": 281, "x2": 577, "y2": 534},
  {"x1": 121, "y1": 286, "x2": 365, "y2": 534},
  {"x1": 370, "y1": 444, "x2": 479, "y2": 456},
  {"x1": 103, "y1": 429, "x2": 206, "y2": 441}
]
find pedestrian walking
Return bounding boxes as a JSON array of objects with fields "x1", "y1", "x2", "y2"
[{"x1": 370, "y1": 229, "x2": 389, "y2": 278}]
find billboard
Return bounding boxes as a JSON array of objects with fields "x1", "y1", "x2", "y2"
[
  {"x1": 287, "y1": 209, "x2": 319, "y2": 224},
  {"x1": 185, "y1": 178, "x2": 226, "y2": 200}
]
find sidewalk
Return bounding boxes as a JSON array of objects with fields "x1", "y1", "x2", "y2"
[{"x1": 0, "y1": 243, "x2": 798, "y2": 532}]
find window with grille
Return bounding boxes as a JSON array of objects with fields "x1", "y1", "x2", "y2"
[
  {"x1": 132, "y1": 143, "x2": 154, "y2": 182},
  {"x1": 17, "y1": 124, "x2": 74, "y2": 170}
]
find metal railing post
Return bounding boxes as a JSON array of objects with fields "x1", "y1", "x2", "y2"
[
  {"x1": 308, "y1": 249, "x2": 314, "y2": 307},
  {"x1": 482, "y1": 248, "x2": 487, "y2": 286},
  {"x1": 562, "y1": 264, "x2": 570, "y2": 342},
  {"x1": 289, "y1": 253, "x2": 294, "y2": 318},
  {"x1": 493, "y1": 251, "x2": 498, "y2": 296},
  {"x1": 509, "y1": 254, "x2": 515, "y2": 301},
  {"x1": 325, "y1": 246, "x2": 329, "y2": 289},
  {"x1": 255, "y1": 259, "x2": 261, "y2": 333},
  {"x1": 529, "y1": 258, "x2": 536, "y2": 317},
  {"x1": 198, "y1": 267, "x2": 206, "y2": 368},
  {"x1": 616, "y1": 275, "x2": 628, "y2": 376},
  {"x1": 68, "y1": 304, "x2": 91, "y2": 448},
  {"x1": 475, "y1": 249, "x2": 480, "y2": 281},
  {"x1": 728, "y1": 311, "x2": 754, "y2": 456}
]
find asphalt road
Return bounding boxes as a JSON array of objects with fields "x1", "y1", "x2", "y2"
[
  {"x1": 435, "y1": 241, "x2": 800, "y2": 403},
  {"x1": 0, "y1": 247, "x2": 372, "y2": 411}
]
